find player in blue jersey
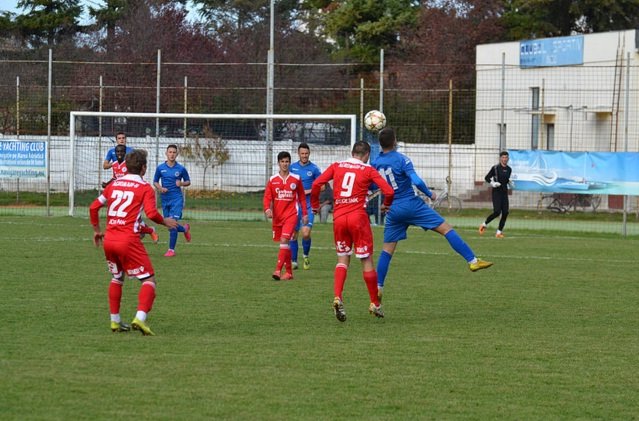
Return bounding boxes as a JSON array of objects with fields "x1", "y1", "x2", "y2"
[
  {"x1": 372, "y1": 128, "x2": 493, "y2": 301},
  {"x1": 153, "y1": 144, "x2": 192, "y2": 257},
  {"x1": 289, "y1": 143, "x2": 322, "y2": 270},
  {"x1": 103, "y1": 132, "x2": 133, "y2": 170}
]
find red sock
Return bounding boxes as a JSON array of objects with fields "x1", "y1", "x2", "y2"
[
  {"x1": 284, "y1": 248, "x2": 292, "y2": 274},
  {"x1": 137, "y1": 281, "x2": 156, "y2": 313},
  {"x1": 363, "y1": 270, "x2": 379, "y2": 305},
  {"x1": 334, "y1": 263, "x2": 348, "y2": 299},
  {"x1": 109, "y1": 279, "x2": 123, "y2": 314},
  {"x1": 139, "y1": 225, "x2": 154, "y2": 234},
  {"x1": 276, "y1": 243, "x2": 289, "y2": 273}
]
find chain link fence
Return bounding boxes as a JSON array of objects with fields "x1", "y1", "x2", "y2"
[{"x1": 1, "y1": 53, "x2": 638, "y2": 235}]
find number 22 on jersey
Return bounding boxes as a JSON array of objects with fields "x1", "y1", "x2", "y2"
[{"x1": 108, "y1": 190, "x2": 134, "y2": 217}]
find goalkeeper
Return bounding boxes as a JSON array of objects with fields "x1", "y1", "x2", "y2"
[{"x1": 479, "y1": 151, "x2": 513, "y2": 238}]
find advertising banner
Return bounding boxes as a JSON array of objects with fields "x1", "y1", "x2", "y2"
[
  {"x1": 0, "y1": 140, "x2": 47, "y2": 178},
  {"x1": 509, "y1": 150, "x2": 639, "y2": 195}
]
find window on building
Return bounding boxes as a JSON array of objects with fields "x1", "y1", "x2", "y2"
[
  {"x1": 531, "y1": 87, "x2": 540, "y2": 149},
  {"x1": 546, "y1": 124, "x2": 555, "y2": 150},
  {"x1": 498, "y1": 123, "x2": 506, "y2": 150}
]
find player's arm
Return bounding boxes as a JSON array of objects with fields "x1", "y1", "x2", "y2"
[
  {"x1": 152, "y1": 168, "x2": 166, "y2": 193},
  {"x1": 263, "y1": 181, "x2": 273, "y2": 219},
  {"x1": 371, "y1": 170, "x2": 395, "y2": 208},
  {"x1": 296, "y1": 181, "x2": 308, "y2": 220},
  {"x1": 484, "y1": 166, "x2": 496, "y2": 183},
  {"x1": 310, "y1": 166, "x2": 333, "y2": 212},
  {"x1": 409, "y1": 172, "x2": 433, "y2": 199},
  {"x1": 89, "y1": 196, "x2": 106, "y2": 246},
  {"x1": 103, "y1": 149, "x2": 114, "y2": 170},
  {"x1": 143, "y1": 187, "x2": 178, "y2": 229},
  {"x1": 177, "y1": 168, "x2": 191, "y2": 187}
]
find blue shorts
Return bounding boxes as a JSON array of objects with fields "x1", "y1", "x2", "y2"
[
  {"x1": 162, "y1": 199, "x2": 184, "y2": 220},
  {"x1": 383, "y1": 197, "x2": 445, "y2": 243},
  {"x1": 295, "y1": 204, "x2": 314, "y2": 231}
]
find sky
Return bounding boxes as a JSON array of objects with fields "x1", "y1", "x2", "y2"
[{"x1": 0, "y1": 1, "x2": 200, "y2": 24}]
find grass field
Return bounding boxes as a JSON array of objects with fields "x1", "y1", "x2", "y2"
[{"x1": 1, "y1": 216, "x2": 639, "y2": 419}]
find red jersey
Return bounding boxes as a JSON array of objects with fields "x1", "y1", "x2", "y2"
[
  {"x1": 89, "y1": 174, "x2": 163, "y2": 241},
  {"x1": 263, "y1": 172, "x2": 307, "y2": 226},
  {"x1": 112, "y1": 160, "x2": 128, "y2": 179},
  {"x1": 311, "y1": 157, "x2": 394, "y2": 220}
]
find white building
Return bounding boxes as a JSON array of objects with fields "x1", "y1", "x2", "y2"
[{"x1": 475, "y1": 29, "x2": 639, "y2": 182}]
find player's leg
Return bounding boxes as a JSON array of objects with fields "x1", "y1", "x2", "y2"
[
  {"x1": 280, "y1": 217, "x2": 296, "y2": 280},
  {"x1": 496, "y1": 194, "x2": 509, "y2": 238},
  {"x1": 174, "y1": 201, "x2": 191, "y2": 243},
  {"x1": 301, "y1": 217, "x2": 313, "y2": 269},
  {"x1": 103, "y1": 240, "x2": 129, "y2": 332},
  {"x1": 271, "y1": 225, "x2": 284, "y2": 280},
  {"x1": 433, "y1": 221, "x2": 493, "y2": 271},
  {"x1": 352, "y1": 217, "x2": 383, "y2": 317},
  {"x1": 376, "y1": 204, "x2": 412, "y2": 300},
  {"x1": 132, "y1": 276, "x2": 157, "y2": 336},
  {"x1": 165, "y1": 203, "x2": 187, "y2": 255},
  {"x1": 290, "y1": 211, "x2": 302, "y2": 269},
  {"x1": 138, "y1": 219, "x2": 159, "y2": 243},
  {"x1": 332, "y1": 219, "x2": 351, "y2": 322},
  {"x1": 376, "y1": 242, "x2": 398, "y2": 302},
  {"x1": 119, "y1": 239, "x2": 158, "y2": 335},
  {"x1": 333, "y1": 258, "x2": 349, "y2": 322}
]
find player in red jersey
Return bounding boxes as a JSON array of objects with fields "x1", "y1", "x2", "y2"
[
  {"x1": 311, "y1": 141, "x2": 395, "y2": 322},
  {"x1": 90, "y1": 149, "x2": 178, "y2": 335},
  {"x1": 102, "y1": 144, "x2": 159, "y2": 243},
  {"x1": 263, "y1": 151, "x2": 308, "y2": 281}
]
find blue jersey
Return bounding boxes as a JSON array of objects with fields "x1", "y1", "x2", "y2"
[
  {"x1": 290, "y1": 161, "x2": 322, "y2": 204},
  {"x1": 373, "y1": 150, "x2": 421, "y2": 201},
  {"x1": 105, "y1": 145, "x2": 133, "y2": 163},
  {"x1": 373, "y1": 150, "x2": 442, "y2": 241},
  {"x1": 153, "y1": 161, "x2": 190, "y2": 203}
]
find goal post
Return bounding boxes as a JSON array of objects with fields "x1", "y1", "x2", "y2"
[{"x1": 68, "y1": 111, "x2": 357, "y2": 218}]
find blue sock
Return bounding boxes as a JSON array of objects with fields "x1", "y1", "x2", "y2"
[
  {"x1": 169, "y1": 229, "x2": 178, "y2": 250},
  {"x1": 302, "y1": 238, "x2": 311, "y2": 256},
  {"x1": 445, "y1": 229, "x2": 474, "y2": 262},
  {"x1": 376, "y1": 250, "x2": 393, "y2": 288},
  {"x1": 177, "y1": 224, "x2": 185, "y2": 233},
  {"x1": 290, "y1": 240, "x2": 299, "y2": 262}
]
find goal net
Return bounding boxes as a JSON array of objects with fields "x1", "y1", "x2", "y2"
[{"x1": 69, "y1": 112, "x2": 357, "y2": 220}]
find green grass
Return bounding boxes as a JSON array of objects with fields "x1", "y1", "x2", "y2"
[{"x1": 1, "y1": 217, "x2": 639, "y2": 419}]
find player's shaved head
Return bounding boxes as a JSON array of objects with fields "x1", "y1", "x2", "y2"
[{"x1": 126, "y1": 149, "x2": 147, "y2": 175}]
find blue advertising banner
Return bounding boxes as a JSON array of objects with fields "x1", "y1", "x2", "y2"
[
  {"x1": 520, "y1": 35, "x2": 584, "y2": 68},
  {"x1": 0, "y1": 140, "x2": 47, "y2": 178},
  {"x1": 509, "y1": 150, "x2": 639, "y2": 195}
]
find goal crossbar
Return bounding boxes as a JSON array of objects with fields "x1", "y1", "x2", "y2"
[{"x1": 68, "y1": 111, "x2": 357, "y2": 216}]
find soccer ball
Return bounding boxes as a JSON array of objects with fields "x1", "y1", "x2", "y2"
[{"x1": 364, "y1": 110, "x2": 386, "y2": 132}]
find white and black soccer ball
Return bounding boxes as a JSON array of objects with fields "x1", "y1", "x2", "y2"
[{"x1": 364, "y1": 110, "x2": 387, "y2": 132}]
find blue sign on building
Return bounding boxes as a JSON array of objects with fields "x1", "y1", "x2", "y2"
[{"x1": 520, "y1": 35, "x2": 584, "y2": 68}]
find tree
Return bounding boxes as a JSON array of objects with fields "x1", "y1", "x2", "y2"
[
  {"x1": 501, "y1": 0, "x2": 639, "y2": 40},
  {"x1": 180, "y1": 126, "x2": 231, "y2": 190},
  {"x1": 192, "y1": 0, "x2": 301, "y2": 39},
  {"x1": 14, "y1": 0, "x2": 83, "y2": 48},
  {"x1": 301, "y1": 0, "x2": 419, "y2": 63},
  {"x1": 395, "y1": 0, "x2": 505, "y2": 87},
  {"x1": 87, "y1": 0, "x2": 128, "y2": 52}
]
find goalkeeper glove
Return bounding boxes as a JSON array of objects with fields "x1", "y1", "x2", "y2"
[
  {"x1": 490, "y1": 181, "x2": 501, "y2": 188},
  {"x1": 508, "y1": 180, "x2": 515, "y2": 189}
]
